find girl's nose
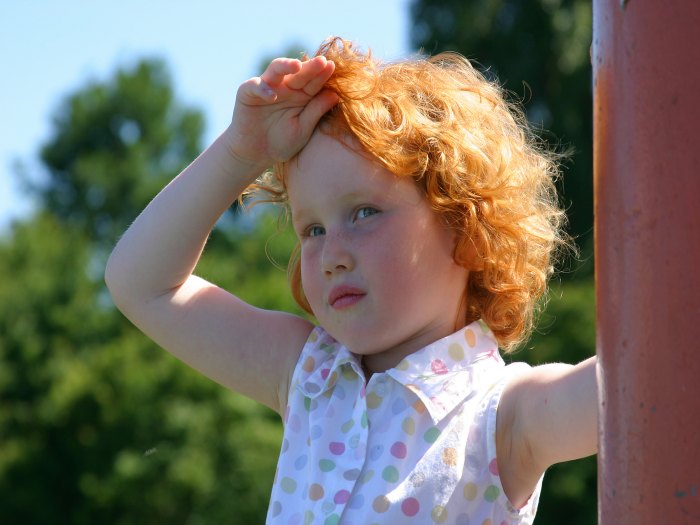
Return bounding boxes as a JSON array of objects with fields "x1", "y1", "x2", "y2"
[{"x1": 321, "y1": 232, "x2": 354, "y2": 275}]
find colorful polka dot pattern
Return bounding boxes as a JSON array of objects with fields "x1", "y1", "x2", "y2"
[{"x1": 266, "y1": 321, "x2": 542, "y2": 524}]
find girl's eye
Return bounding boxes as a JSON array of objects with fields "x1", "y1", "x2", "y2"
[
  {"x1": 354, "y1": 207, "x2": 378, "y2": 221},
  {"x1": 304, "y1": 225, "x2": 325, "y2": 238}
]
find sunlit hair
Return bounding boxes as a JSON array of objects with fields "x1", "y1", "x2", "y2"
[{"x1": 253, "y1": 37, "x2": 571, "y2": 352}]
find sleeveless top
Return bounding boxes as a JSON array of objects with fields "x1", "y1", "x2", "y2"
[{"x1": 266, "y1": 320, "x2": 543, "y2": 524}]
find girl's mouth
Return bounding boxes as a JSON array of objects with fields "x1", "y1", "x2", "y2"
[{"x1": 328, "y1": 285, "x2": 366, "y2": 309}]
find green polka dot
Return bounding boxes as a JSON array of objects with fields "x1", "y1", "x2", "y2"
[
  {"x1": 396, "y1": 359, "x2": 410, "y2": 371},
  {"x1": 280, "y1": 477, "x2": 297, "y2": 494},
  {"x1": 324, "y1": 515, "x2": 340, "y2": 525},
  {"x1": 341, "y1": 419, "x2": 355, "y2": 433},
  {"x1": 448, "y1": 343, "x2": 465, "y2": 361},
  {"x1": 304, "y1": 510, "x2": 314, "y2": 525},
  {"x1": 304, "y1": 397, "x2": 312, "y2": 411},
  {"x1": 402, "y1": 416, "x2": 415, "y2": 435},
  {"x1": 484, "y1": 485, "x2": 500, "y2": 502},
  {"x1": 319, "y1": 459, "x2": 336, "y2": 472},
  {"x1": 382, "y1": 466, "x2": 399, "y2": 483},
  {"x1": 424, "y1": 427, "x2": 441, "y2": 443},
  {"x1": 342, "y1": 367, "x2": 355, "y2": 380},
  {"x1": 361, "y1": 410, "x2": 368, "y2": 428}
]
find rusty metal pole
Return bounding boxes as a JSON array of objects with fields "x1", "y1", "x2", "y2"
[{"x1": 593, "y1": 0, "x2": 700, "y2": 523}]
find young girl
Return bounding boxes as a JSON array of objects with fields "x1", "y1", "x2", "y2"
[{"x1": 106, "y1": 37, "x2": 597, "y2": 524}]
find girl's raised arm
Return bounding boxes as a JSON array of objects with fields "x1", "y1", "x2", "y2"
[
  {"x1": 496, "y1": 357, "x2": 598, "y2": 508},
  {"x1": 105, "y1": 56, "x2": 338, "y2": 414}
]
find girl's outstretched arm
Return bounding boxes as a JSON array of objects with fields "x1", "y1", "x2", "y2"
[
  {"x1": 496, "y1": 356, "x2": 598, "y2": 508},
  {"x1": 105, "y1": 56, "x2": 338, "y2": 414}
]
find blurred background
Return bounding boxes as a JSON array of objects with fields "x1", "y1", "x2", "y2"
[{"x1": 0, "y1": 1, "x2": 595, "y2": 523}]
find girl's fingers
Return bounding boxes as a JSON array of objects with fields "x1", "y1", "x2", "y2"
[
  {"x1": 298, "y1": 60, "x2": 336, "y2": 97},
  {"x1": 260, "y1": 58, "x2": 303, "y2": 87},
  {"x1": 237, "y1": 77, "x2": 277, "y2": 105},
  {"x1": 298, "y1": 89, "x2": 340, "y2": 131},
  {"x1": 285, "y1": 56, "x2": 328, "y2": 91}
]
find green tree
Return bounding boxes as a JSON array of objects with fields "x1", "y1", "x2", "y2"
[
  {"x1": 35, "y1": 58, "x2": 204, "y2": 247},
  {"x1": 0, "y1": 59, "x2": 297, "y2": 524},
  {"x1": 410, "y1": 0, "x2": 594, "y2": 262}
]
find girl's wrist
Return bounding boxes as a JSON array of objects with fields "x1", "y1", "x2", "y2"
[{"x1": 216, "y1": 125, "x2": 270, "y2": 182}]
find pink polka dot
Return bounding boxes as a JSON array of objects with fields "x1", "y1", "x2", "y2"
[
  {"x1": 431, "y1": 359, "x2": 449, "y2": 375},
  {"x1": 401, "y1": 497, "x2": 420, "y2": 517},
  {"x1": 489, "y1": 458, "x2": 499, "y2": 476},
  {"x1": 329, "y1": 442, "x2": 346, "y2": 455},
  {"x1": 390, "y1": 441, "x2": 407, "y2": 459},
  {"x1": 321, "y1": 368, "x2": 330, "y2": 380},
  {"x1": 334, "y1": 489, "x2": 351, "y2": 504}
]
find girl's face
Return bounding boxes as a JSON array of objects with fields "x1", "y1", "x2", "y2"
[{"x1": 287, "y1": 132, "x2": 470, "y2": 373}]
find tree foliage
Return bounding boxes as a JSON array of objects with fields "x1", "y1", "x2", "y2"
[
  {"x1": 0, "y1": 60, "x2": 296, "y2": 524},
  {"x1": 36, "y1": 59, "x2": 204, "y2": 247},
  {"x1": 410, "y1": 0, "x2": 594, "y2": 259}
]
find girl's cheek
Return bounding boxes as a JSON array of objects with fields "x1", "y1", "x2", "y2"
[{"x1": 300, "y1": 249, "x2": 322, "y2": 298}]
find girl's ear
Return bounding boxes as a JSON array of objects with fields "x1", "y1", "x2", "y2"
[{"x1": 454, "y1": 235, "x2": 485, "y2": 271}]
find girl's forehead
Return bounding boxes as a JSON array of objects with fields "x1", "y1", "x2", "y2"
[{"x1": 286, "y1": 131, "x2": 425, "y2": 215}]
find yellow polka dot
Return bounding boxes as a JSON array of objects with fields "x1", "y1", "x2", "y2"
[
  {"x1": 328, "y1": 371, "x2": 338, "y2": 387},
  {"x1": 463, "y1": 482, "x2": 478, "y2": 501},
  {"x1": 366, "y1": 392, "x2": 382, "y2": 409},
  {"x1": 372, "y1": 495, "x2": 390, "y2": 513},
  {"x1": 448, "y1": 343, "x2": 465, "y2": 361},
  {"x1": 431, "y1": 505, "x2": 448, "y2": 523},
  {"x1": 308, "y1": 331, "x2": 318, "y2": 342},
  {"x1": 482, "y1": 520, "x2": 492, "y2": 525},
  {"x1": 442, "y1": 447, "x2": 458, "y2": 467},
  {"x1": 280, "y1": 477, "x2": 297, "y2": 494},
  {"x1": 465, "y1": 329, "x2": 476, "y2": 347},
  {"x1": 396, "y1": 359, "x2": 410, "y2": 371},
  {"x1": 302, "y1": 357, "x2": 315, "y2": 372},
  {"x1": 402, "y1": 416, "x2": 415, "y2": 435},
  {"x1": 308, "y1": 483, "x2": 324, "y2": 501}
]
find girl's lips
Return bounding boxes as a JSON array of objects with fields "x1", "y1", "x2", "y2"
[{"x1": 328, "y1": 285, "x2": 366, "y2": 309}]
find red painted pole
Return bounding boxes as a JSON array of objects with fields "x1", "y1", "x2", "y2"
[{"x1": 593, "y1": 1, "x2": 700, "y2": 523}]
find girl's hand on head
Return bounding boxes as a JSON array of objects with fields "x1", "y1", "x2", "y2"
[{"x1": 226, "y1": 56, "x2": 338, "y2": 172}]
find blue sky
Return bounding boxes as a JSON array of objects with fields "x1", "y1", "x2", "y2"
[{"x1": 0, "y1": 0, "x2": 411, "y2": 231}]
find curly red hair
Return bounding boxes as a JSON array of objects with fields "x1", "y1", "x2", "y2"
[{"x1": 254, "y1": 37, "x2": 570, "y2": 352}]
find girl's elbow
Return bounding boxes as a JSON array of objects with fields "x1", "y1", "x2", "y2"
[{"x1": 104, "y1": 251, "x2": 139, "y2": 312}]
